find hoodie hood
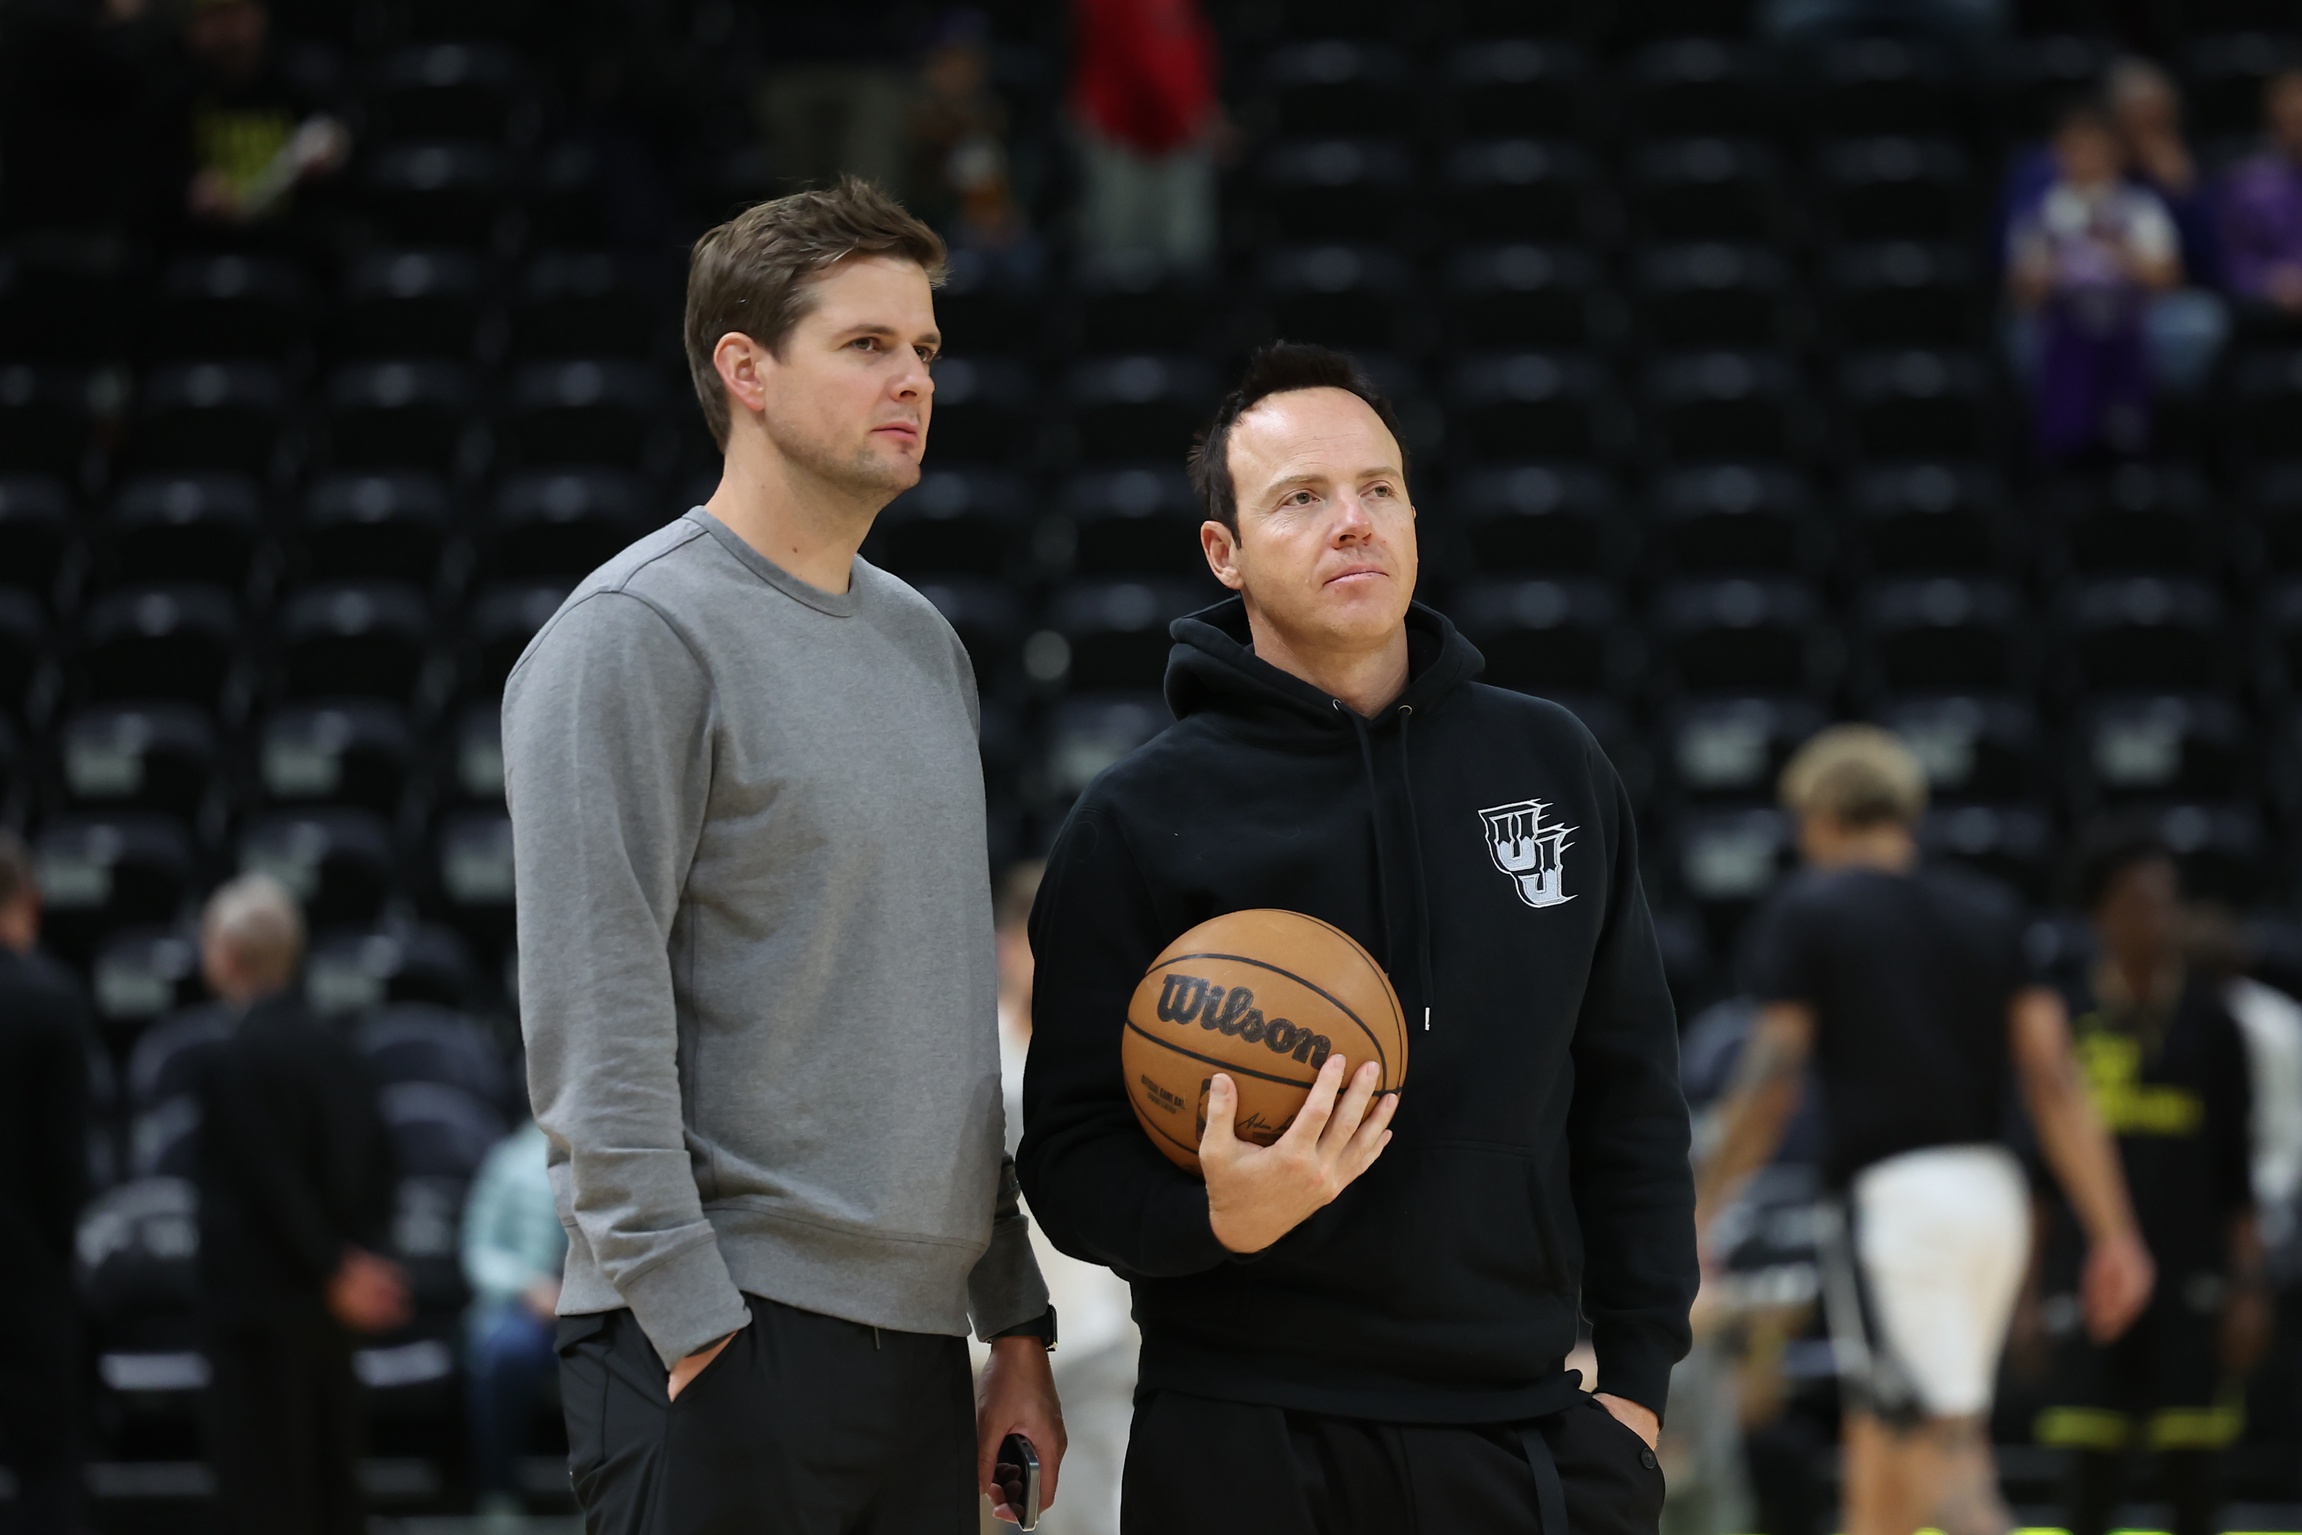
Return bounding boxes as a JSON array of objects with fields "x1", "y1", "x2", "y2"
[{"x1": 1163, "y1": 598, "x2": 1487, "y2": 730}]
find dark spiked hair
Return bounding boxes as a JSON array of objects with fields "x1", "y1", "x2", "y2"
[{"x1": 1187, "y1": 343, "x2": 1405, "y2": 535}]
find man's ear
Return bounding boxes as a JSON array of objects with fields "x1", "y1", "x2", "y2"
[
  {"x1": 1201, "y1": 520, "x2": 1245, "y2": 592},
  {"x1": 713, "y1": 332, "x2": 772, "y2": 424}
]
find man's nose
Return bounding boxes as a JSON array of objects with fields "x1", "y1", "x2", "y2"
[{"x1": 1331, "y1": 494, "x2": 1374, "y2": 540}]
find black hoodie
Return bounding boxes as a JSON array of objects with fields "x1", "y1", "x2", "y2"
[{"x1": 1019, "y1": 598, "x2": 1696, "y2": 1423}]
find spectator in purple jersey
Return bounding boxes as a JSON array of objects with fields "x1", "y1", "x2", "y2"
[{"x1": 2221, "y1": 68, "x2": 2302, "y2": 320}]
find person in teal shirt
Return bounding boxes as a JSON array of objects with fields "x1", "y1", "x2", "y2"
[{"x1": 460, "y1": 1119, "x2": 567, "y2": 1523}]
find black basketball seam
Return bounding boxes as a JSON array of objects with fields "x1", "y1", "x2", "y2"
[
  {"x1": 1128, "y1": 1099, "x2": 1203, "y2": 1159},
  {"x1": 1122, "y1": 1017, "x2": 1320, "y2": 1088},
  {"x1": 1291, "y1": 913, "x2": 1409, "y2": 1040},
  {"x1": 1144, "y1": 951, "x2": 1393, "y2": 1079}
]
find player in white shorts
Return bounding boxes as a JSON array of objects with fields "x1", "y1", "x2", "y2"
[{"x1": 1695, "y1": 726, "x2": 2155, "y2": 1535}]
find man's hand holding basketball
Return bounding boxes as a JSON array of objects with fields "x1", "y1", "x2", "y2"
[{"x1": 1205, "y1": 1056, "x2": 1396, "y2": 1254}]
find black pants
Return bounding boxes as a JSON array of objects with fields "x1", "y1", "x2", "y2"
[
  {"x1": 204, "y1": 1313, "x2": 366, "y2": 1535},
  {"x1": 557, "y1": 1294, "x2": 976, "y2": 1535},
  {"x1": 0, "y1": 1309, "x2": 83, "y2": 1535},
  {"x1": 1121, "y1": 1389, "x2": 1666, "y2": 1535}
]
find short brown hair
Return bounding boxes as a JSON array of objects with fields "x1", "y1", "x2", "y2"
[
  {"x1": 683, "y1": 178, "x2": 947, "y2": 450},
  {"x1": 1188, "y1": 343, "x2": 1407, "y2": 535},
  {"x1": 1779, "y1": 724, "x2": 1929, "y2": 830}
]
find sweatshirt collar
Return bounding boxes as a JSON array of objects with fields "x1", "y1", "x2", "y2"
[
  {"x1": 684, "y1": 506, "x2": 863, "y2": 618},
  {"x1": 1162, "y1": 597, "x2": 1484, "y2": 732}
]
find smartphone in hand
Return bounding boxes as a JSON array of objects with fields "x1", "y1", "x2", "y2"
[{"x1": 994, "y1": 1432, "x2": 1041, "y2": 1531}]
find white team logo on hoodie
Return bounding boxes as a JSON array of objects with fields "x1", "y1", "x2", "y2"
[{"x1": 1480, "y1": 799, "x2": 1577, "y2": 909}]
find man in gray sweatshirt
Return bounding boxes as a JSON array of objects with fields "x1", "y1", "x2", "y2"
[{"x1": 503, "y1": 179, "x2": 1062, "y2": 1534}]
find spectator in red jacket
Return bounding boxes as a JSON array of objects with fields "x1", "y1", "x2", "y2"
[{"x1": 1069, "y1": 0, "x2": 1220, "y2": 278}]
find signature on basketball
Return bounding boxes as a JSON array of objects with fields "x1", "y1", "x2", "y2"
[{"x1": 1156, "y1": 973, "x2": 1332, "y2": 1068}]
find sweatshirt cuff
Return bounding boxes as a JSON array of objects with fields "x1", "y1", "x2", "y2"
[
  {"x1": 1142, "y1": 1179, "x2": 1233, "y2": 1277},
  {"x1": 968, "y1": 1216, "x2": 1052, "y2": 1340},
  {"x1": 1592, "y1": 1322, "x2": 1679, "y2": 1425},
  {"x1": 618, "y1": 1237, "x2": 752, "y2": 1370}
]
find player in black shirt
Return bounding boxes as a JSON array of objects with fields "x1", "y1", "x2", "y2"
[
  {"x1": 1697, "y1": 726, "x2": 2151, "y2": 1535},
  {"x1": 2027, "y1": 829, "x2": 2265, "y2": 1535}
]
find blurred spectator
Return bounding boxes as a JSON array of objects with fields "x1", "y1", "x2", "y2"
[
  {"x1": 2107, "y1": 57, "x2": 2229, "y2": 392},
  {"x1": 194, "y1": 874, "x2": 407, "y2": 1535},
  {"x1": 989, "y1": 861, "x2": 1132, "y2": 1535},
  {"x1": 459, "y1": 1117, "x2": 565, "y2": 1528},
  {"x1": 754, "y1": 14, "x2": 914, "y2": 194},
  {"x1": 1068, "y1": 0, "x2": 1219, "y2": 279},
  {"x1": 169, "y1": 0, "x2": 345, "y2": 236},
  {"x1": 2027, "y1": 830, "x2": 2265, "y2": 1535},
  {"x1": 908, "y1": 10, "x2": 1041, "y2": 278},
  {"x1": 2007, "y1": 102, "x2": 2180, "y2": 461},
  {"x1": 2221, "y1": 67, "x2": 2302, "y2": 321},
  {"x1": 0, "y1": 831, "x2": 93, "y2": 1535}
]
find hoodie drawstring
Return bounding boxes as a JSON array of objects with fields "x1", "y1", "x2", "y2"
[
  {"x1": 1398, "y1": 705, "x2": 1436, "y2": 1032},
  {"x1": 1343, "y1": 700, "x2": 1437, "y2": 1033}
]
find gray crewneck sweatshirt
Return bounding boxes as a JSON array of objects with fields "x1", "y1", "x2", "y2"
[{"x1": 503, "y1": 507, "x2": 1047, "y2": 1368}]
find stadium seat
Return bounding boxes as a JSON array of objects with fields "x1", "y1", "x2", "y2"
[
  {"x1": 2044, "y1": 465, "x2": 2217, "y2": 577},
  {"x1": 307, "y1": 921, "x2": 478, "y2": 1016},
  {"x1": 145, "y1": 253, "x2": 310, "y2": 362},
  {"x1": 1060, "y1": 468, "x2": 1202, "y2": 579},
  {"x1": 502, "y1": 359, "x2": 660, "y2": 470},
  {"x1": 1451, "y1": 578, "x2": 1630, "y2": 696},
  {"x1": 919, "y1": 356, "x2": 1036, "y2": 464},
  {"x1": 77, "y1": 1177, "x2": 202, "y2": 1371},
  {"x1": 1651, "y1": 578, "x2": 1825, "y2": 695},
  {"x1": 258, "y1": 701, "x2": 418, "y2": 814},
  {"x1": 1635, "y1": 244, "x2": 1794, "y2": 350},
  {"x1": 1628, "y1": 139, "x2": 1786, "y2": 244},
  {"x1": 33, "y1": 814, "x2": 197, "y2": 963},
  {"x1": 1447, "y1": 353, "x2": 1619, "y2": 460},
  {"x1": 76, "y1": 584, "x2": 240, "y2": 708},
  {"x1": 2150, "y1": 801, "x2": 2274, "y2": 905},
  {"x1": 2248, "y1": 462, "x2": 2302, "y2": 574},
  {"x1": 1877, "y1": 693, "x2": 2043, "y2": 803},
  {"x1": 125, "y1": 1004, "x2": 231, "y2": 1113},
  {"x1": 299, "y1": 472, "x2": 452, "y2": 585},
  {"x1": 483, "y1": 469, "x2": 646, "y2": 581},
  {"x1": 1649, "y1": 464, "x2": 1821, "y2": 578},
  {"x1": 1626, "y1": 37, "x2": 1768, "y2": 137},
  {"x1": 1043, "y1": 693, "x2": 1171, "y2": 800},
  {"x1": 0, "y1": 365, "x2": 100, "y2": 479},
  {"x1": 366, "y1": 44, "x2": 530, "y2": 144},
  {"x1": 509, "y1": 250, "x2": 657, "y2": 360},
  {"x1": 1665, "y1": 695, "x2": 1827, "y2": 802},
  {"x1": 449, "y1": 702, "x2": 502, "y2": 801},
  {"x1": 864, "y1": 469, "x2": 1029, "y2": 580},
  {"x1": 55, "y1": 704, "x2": 219, "y2": 819},
  {"x1": 1453, "y1": 465, "x2": 1627, "y2": 579},
  {"x1": 381, "y1": 1079, "x2": 505, "y2": 1180},
  {"x1": 1808, "y1": 36, "x2": 1968, "y2": 138},
  {"x1": 1826, "y1": 243, "x2": 1979, "y2": 349},
  {"x1": 101, "y1": 474, "x2": 264, "y2": 590},
  {"x1": 1259, "y1": 245, "x2": 1414, "y2": 351},
  {"x1": 1920, "y1": 802, "x2": 2056, "y2": 900},
  {"x1": 0, "y1": 254, "x2": 127, "y2": 364},
  {"x1": 1070, "y1": 260, "x2": 1219, "y2": 353},
  {"x1": 334, "y1": 249, "x2": 488, "y2": 361},
  {"x1": 0, "y1": 475, "x2": 70, "y2": 603},
  {"x1": 2061, "y1": 576, "x2": 2229, "y2": 694},
  {"x1": 1670, "y1": 806, "x2": 1793, "y2": 933},
  {"x1": 1439, "y1": 141, "x2": 1596, "y2": 244},
  {"x1": 1045, "y1": 579, "x2": 1207, "y2": 692},
  {"x1": 239, "y1": 808, "x2": 399, "y2": 928},
  {"x1": 1860, "y1": 577, "x2": 2027, "y2": 692},
  {"x1": 917, "y1": 253, "x2": 1031, "y2": 361},
  {"x1": 1442, "y1": 40, "x2": 1592, "y2": 138},
  {"x1": 1257, "y1": 40, "x2": 1413, "y2": 135},
  {"x1": 1841, "y1": 350, "x2": 1995, "y2": 459},
  {"x1": 1850, "y1": 461, "x2": 2014, "y2": 576},
  {"x1": 324, "y1": 360, "x2": 476, "y2": 474},
  {"x1": 2076, "y1": 693, "x2": 2251, "y2": 805},
  {"x1": 1067, "y1": 356, "x2": 1220, "y2": 464},
  {"x1": 0, "y1": 593, "x2": 39, "y2": 721},
  {"x1": 1256, "y1": 137, "x2": 1417, "y2": 240},
  {"x1": 1816, "y1": 137, "x2": 1974, "y2": 242},
  {"x1": 432, "y1": 809, "x2": 515, "y2": 951},
  {"x1": 363, "y1": 141, "x2": 517, "y2": 248},
  {"x1": 463, "y1": 581, "x2": 570, "y2": 698},
  {"x1": 1644, "y1": 351, "x2": 1811, "y2": 461},
  {"x1": 1442, "y1": 246, "x2": 1610, "y2": 350},
  {"x1": 525, "y1": 139, "x2": 618, "y2": 248},
  {"x1": 90, "y1": 926, "x2": 203, "y2": 1035},
  {"x1": 2229, "y1": 349, "x2": 2302, "y2": 467},
  {"x1": 2251, "y1": 578, "x2": 2302, "y2": 699},
  {"x1": 122, "y1": 363, "x2": 285, "y2": 476},
  {"x1": 274, "y1": 581, "x2": 434, "y2": 703},
  {"x1": 358, "y1": 1004, "x2": 507, "y2": 1104},
  {"x1": 914, "y1": 576, "x2": 1031, "y2": 684}
]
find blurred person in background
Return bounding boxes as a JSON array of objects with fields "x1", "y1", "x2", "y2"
[
  {"x1": 194, "y1": 873, "x2": 408, "y2": 1535},
  {"x1": 2007, "y1": 101, "x2": 2181, "y2": 462},
  {"x1": 1068, "y1": 0, "x2": 1220, "y2": 279},
  {"x1": 167, "y1": 0, "x2": 346, "y2": 236},
  {"x1": 2221, "y1": 67, "x2": 2302, "y2": 322},
  {"x1": 909, "y1": 10, "x2": 1041, "y2": 279},
  {"x1": 2105, "y1": 57, "x2": 2229, "y2": 393},
  {"x1": 1697, "y1": 726, "x2": 2152, "y2": 1535},
  {"x1": 461, "y1": 1115, "x2": 567, "y2": 1530},
  {"x1": 2025, "y1": 830, "x2": 2266, "y2": 1535},
  {"x1": 754, "y1": 13, "x2": 915, "y2": 195},
  {"x1": 0, "y1": 831, "x2": 94, "y2": 1535},
  {"x1": 989, "y1": 862, "x2": 1132, "y2": 1535}
]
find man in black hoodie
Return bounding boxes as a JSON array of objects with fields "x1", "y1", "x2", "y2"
[{"x1": 1020, "y1": 345, "x2": 1695, "y2": 1533}]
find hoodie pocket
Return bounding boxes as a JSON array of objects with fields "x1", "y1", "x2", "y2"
[{"x1": 1346, "y1": 1140, "x2": 1579, "y2": 1339}]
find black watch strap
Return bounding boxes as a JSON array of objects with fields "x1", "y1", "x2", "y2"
[{"x1": 991, "y1": 1305, "x2": 1058, "y2": 1351}]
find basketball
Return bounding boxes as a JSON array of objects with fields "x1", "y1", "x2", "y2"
[{"x1": 1122, "y1": 908, "x2": 1408, "y2": 1176}]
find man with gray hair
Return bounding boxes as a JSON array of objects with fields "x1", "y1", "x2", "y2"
[{"x1": 194, "y1": 873, "x2": 407, "y2": 1535}]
